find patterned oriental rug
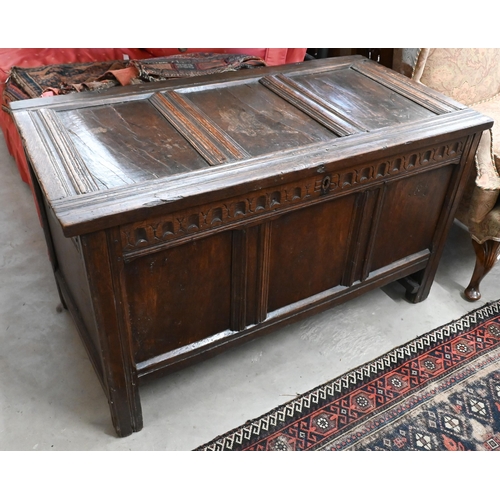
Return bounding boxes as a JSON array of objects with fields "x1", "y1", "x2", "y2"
[
  {"x1": 3, "y1": 53, "x2": 266, "y2": 103},
  {"x1": 195, "y1": 300, "x2": 500, "y2": 451}
]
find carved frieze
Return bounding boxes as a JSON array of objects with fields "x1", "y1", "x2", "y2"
[{"x1": 120, "y1": 140, "x2": 464, "y2": 255}]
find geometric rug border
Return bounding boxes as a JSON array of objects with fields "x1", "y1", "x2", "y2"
[{"x1": 194, "y1": 298, "x2": 500, "y2": 451}]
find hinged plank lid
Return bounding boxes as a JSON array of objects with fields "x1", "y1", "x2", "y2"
[{"x1": 10, "y1": 56, "x2": 493, "y2": 236}]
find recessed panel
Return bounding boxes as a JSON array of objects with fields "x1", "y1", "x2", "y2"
[
  {"x1": 291, "y1": 68, "x2": 435, "y2": 130},
  {"x1": 57, "y1": 100, "x2": 210, "y2": 189},
  {"x1": 182, "y1": 82, "x2": 336, "y2": 156},
  {"x1": 125, "y1": 232, "x2": 232, "y2": 363},
  {"x1": 369, "y1": 165, "x2": 454, "y2": 271},
  {"x1": 267, "y1": 195, "x2": 356, "y2": 312}
]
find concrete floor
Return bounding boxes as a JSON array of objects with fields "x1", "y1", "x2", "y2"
[{"x1": 1, "y1": 129, "x2": 499, "y2": 451}]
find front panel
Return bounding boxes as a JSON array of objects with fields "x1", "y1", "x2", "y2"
[
  {"x1": 369, "y1": 165, "x2": 454, "y2": 272},
  {"x1": 267, "y1": 195, "x2": 357, "y2": 313},
  {"x1": 125, "y1": 231, "x2": 233, "y2": 363}
]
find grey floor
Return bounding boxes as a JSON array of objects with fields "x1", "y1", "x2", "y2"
[{"x1": 1, "y1": 129, "x2": 499, "y2": 451}]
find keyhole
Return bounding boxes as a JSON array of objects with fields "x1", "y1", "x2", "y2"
[{"x1": 321, "y1": 175, "x2": 331, "y2": 194}]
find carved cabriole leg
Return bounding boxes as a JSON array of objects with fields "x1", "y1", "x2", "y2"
[{"x1": 464, "y1": 239, "x2": 500, "y2": 301}]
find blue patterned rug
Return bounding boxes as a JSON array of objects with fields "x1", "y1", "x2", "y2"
[{"x1": 195, "y1": 300, "x2": 500, "y2": 450}]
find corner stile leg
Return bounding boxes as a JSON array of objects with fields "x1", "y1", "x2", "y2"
[
  {"x1": 408, "y1": 132, "x2": 485, "y2": 304},
  {"x1": 81, "y1": 230, "x2": 143, "y2": 437}
]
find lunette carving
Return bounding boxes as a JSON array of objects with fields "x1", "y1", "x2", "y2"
[{"x1": 120, "y1": 140, "x2": 465, "y2": 256}]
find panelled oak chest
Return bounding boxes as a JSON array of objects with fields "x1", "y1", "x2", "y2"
[{"x1": 10, "y1": 56, "x2": 492, "y2": 436}]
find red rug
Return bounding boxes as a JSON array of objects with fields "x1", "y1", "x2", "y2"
[{"x1": 195, "y1": 300, "x2": 500, "y2": 450}]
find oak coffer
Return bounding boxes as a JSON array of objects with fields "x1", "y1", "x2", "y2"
[{"x1": 10, "y1": 56, "x2": 492, "y2": 437}]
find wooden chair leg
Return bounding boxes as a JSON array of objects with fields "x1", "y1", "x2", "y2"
[{"x1": 464, "y1": 239, "x2": 500, "y2": 301}]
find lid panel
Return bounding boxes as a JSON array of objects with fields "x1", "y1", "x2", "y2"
[
  {"x1": 181, "y1": 81, "x2": 337, "y2": 156},
  {"x1": 10, "y1": 55, "x2": 492, "y2": 239},
  {"x1": 56, "y1": 100, "x2": 210, "y2": 189},
  {"x1": 291, "y1": 67, "x2": 436, "y2": 129}
]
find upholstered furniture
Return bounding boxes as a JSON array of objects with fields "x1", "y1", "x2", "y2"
[
  {"x1": 394, "y1": 48, "x2": 500, "y2": 301},
  {"x1": 0, "y1": 48, "x2": 306, "y2": 185}
]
